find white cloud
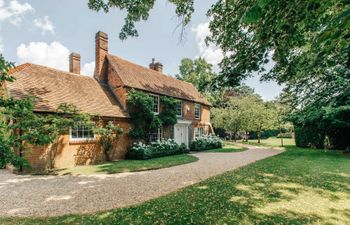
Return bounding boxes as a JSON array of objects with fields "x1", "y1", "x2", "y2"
[
  {"x1": 33, "y1": 16, "x2": 54, "y2": 34},
  {"x1": 192, "y1": 21, "x2": 223, "y2": 65},
  {"x1": 0, "y1": 0, "x2": 33, "y2": 25},
  {"x1": 81, "y1": 62, "x2": 95, "y2": 77},
  {"x1": 16, "y1": 41, "x2": 95, "y2": 77},
  {"x1": 17, "y1": 41, "x2": 69, "y2": 70}
]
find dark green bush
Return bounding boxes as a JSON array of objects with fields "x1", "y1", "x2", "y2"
[
  {"x1": 190, "y1": 135, "x2": 223, "y2": 151},
  {"x1": 128, "y1": 139, "x2": 189, "y2": 160},
  {"x1": 295, "y1": 125, "x2": 325, "y2": 149},
  {"x1": 326, "y1": 127, "x2": 350, "y2": 150}
]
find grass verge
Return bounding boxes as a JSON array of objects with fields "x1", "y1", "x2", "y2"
[
  {"x1": 55, "y1": 154, "x2": 198, "y2": 175},
  {"x1": 245, "y1": 137, "x2": 295, "y2": 147},
  {"x1": 205, "y1": 144, "x2": 248, "y2": 152}
]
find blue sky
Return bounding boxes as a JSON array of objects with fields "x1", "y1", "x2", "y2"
[{"x1": 0, "y1": 0, "x2": 282, "y2": 100}]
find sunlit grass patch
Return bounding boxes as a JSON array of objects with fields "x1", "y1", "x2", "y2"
[
  {"x1": 56, "y1": 154, "x2": 198, "y2": 175},
  {"x1": 246, "y1": 137, "x2": 295, "y2": 147},
  {"x1": 255, "y1": 182, "x2": 350, "y2": 225},
  {"x1": 205, "y1": 144, "x2": 248, "y2": 152}
]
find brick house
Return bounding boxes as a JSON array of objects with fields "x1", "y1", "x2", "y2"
[{"x1": 4, "y1": 31, "x2": 213, "y2": 170}]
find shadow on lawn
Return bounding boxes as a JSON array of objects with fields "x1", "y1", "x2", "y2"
[{"x1": 2, "y1": 146, "x2": 349, "y2": 225}]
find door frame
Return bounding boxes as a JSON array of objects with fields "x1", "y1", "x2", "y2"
[{"x1": 174, "y1": 119, "x2": 192, "y2": 147}]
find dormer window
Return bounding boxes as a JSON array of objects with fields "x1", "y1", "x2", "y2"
[{"x1": 150, "y1": 94, "x2": 159, "y2": 114}]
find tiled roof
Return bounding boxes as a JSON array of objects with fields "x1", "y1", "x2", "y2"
[
  {"x1": 6, "y1": 63, "x2": 128, "y2": 118},
  {"x1": 107, "y1": 54, "x2": 211, "y2": 106}
]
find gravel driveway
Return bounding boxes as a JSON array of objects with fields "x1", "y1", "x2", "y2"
[{"x1": 0, "y1": 147, "x2": 283, "y2": 217}]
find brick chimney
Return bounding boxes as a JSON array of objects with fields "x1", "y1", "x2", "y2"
[
  {"x1": 95, "y1": 31, "x2": 108, "y2": 81},
  {"x1": 69, "y1": 52, "x2": 81, "y2": 74},
  {"x1": 149, "y1": 58, "x2": 163, "y2": 72}
]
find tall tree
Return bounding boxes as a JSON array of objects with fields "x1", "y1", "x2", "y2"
[
  {"x1": 212, "y1": 92, "x2": 278, "y2": 142},
  {"x1": 176, "y1": 57, "x2": 216, "y2": 93}
]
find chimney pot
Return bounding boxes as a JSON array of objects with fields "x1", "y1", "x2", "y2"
[
  {"x1": 69, "y1": 52, "x2": 81, "y2": 74},
  {"x1": 149, "y1": 58, "x2": 163, "y2": 72}
]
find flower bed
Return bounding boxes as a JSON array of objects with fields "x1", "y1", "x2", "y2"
[
  {"x1": 190, "y1": 135, "x2": 223, "y2": 151},
  {"x1": 128, "y1": 139, "x2": 188, "y2": 160}
]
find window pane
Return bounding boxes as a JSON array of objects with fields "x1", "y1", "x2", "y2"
[
  {"x1": 70, "y1": 125, "x2": 94, "y2": 140},
  {"x1": 71, "y1": 129, "x2": 78, "y2": 138},
  {"x1": 149, "y1": 128, "x2": 162, "y2": 142},
  {"x1": 151, "y1": 95, "x2": 159, "y2": 113},
  {"x1": 83, "y1": 128, "x2": 89, "y2": 138},
  {"x1": 176, "y1": 100, "x2": 182, "y2": 116},
  {"x1": 78, "y1": 128, "x2": 83, "y2": 138},
  {"x1": 195, "y1": 104, "x2": 200, "y2": 119}
]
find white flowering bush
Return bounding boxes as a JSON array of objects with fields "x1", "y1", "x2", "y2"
[
  {"x1": 190, "y1": 135, "x2": 223, "y2": 151},
  {"x1": 128, "y1": 139, "x2": 188, "y2": 159}
]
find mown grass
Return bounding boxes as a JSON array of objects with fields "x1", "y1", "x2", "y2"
[
  {"x1": 205, "y1": 144, "x2": 248, "y2": 152},
  {"x1": 55, "y1": 154, "x2": 198, "y2": 175},
  {"x1": 2, "y1": 144, "x2": 349, "y2": 225},
  {"x1": 245, "y1": 137, "x2": 295, "y2": 147}
]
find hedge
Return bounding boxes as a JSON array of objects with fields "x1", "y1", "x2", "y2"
[
  {"x1": 295, "y1": 125, "x2": 350, "y2": 150},
  {"x1": 127, "y1": 139, "x2": 188, "y2": 160},
  {"x1": 190, "y1": 135, "x2": 223, "y2": 151}
]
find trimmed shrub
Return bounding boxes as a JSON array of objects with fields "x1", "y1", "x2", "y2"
[
  {"x1": 190, "y1": 135, "x2": 223, "y2": 151},
  {"x1": 128, "y1": 139, "x2": 189, "y2": 160}
]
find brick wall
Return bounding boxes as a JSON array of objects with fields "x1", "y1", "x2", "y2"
[{"x1": 23, "y1": 118, "x2": 131, "y2": 170}]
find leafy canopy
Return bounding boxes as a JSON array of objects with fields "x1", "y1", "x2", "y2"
[{"x1": 88, "y1": 0, "x2": 194, "y2": 40}]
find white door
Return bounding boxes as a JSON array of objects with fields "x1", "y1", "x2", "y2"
[{"x1": 174, "y1": 124, "x2": 188, "y2": 147}]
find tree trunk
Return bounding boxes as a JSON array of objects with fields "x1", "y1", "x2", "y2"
[
  {"x1": 257, "y1": 131, "x2": 261, "y2": 144},
  {"x1": 19, "y1": 130, "x2": 23, "y2": 173},
  {"x1": 280, "y1": 127, "x2": 284, "y2": 147},
  {"x1": 49, "y1": 137, "x2": 59, "y2": 169},
  {"x1": 104, "y1": 150, "x2": 110, "y2": 161},
  {"x1": 19, "y1": 146, "x2": 23, "y2": 173}
]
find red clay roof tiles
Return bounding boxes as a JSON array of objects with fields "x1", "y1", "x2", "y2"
[
  {"x1": 6, "y1": 64, "x2": 128, "y2": 118},
  {"x1": 107, "y1": 54, "x2": 211, "y2": 106}
]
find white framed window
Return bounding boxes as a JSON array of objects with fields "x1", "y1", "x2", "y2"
[
  {"x1": 176, "y1": 100, "x2": 183, "y2": 117},
  {"x1": 149, "y1": 128, "x2": 162, "y2": 142},
  {"x1": 150, "y1": 94, "x2": 160, "y2": 114},
  {"x1": 194, "y1": 127, "x2": 203, "y2": 139},
  {"x1": 70, "y1": 125, "x2": 95, "y2": 141},
  {"x1": 194, "y1": 104, "x2": 201, "y2": 119}
]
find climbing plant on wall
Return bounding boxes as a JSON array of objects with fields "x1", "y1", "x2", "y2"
[
  {"x1": 126, "y1": 89, "x2": 178, "y2": 143},
  {"x1": 94, "y1": 121, "x2": 123, "y2": 161},
  {"x1": 159, "y1": 96, "x2": 178, "y2": 127}
]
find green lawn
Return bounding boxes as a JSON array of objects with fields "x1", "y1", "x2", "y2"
[
  {"x1": 246, "y1": 137, "x2": 295, "y2": 147},
  {"x1": 205, "y1": 144, "x2": 248, "y2": 152},
  {"x1": 3, "y1": 144, "x2": 349, "y2": 225},
  {"x1": 56, "y1": 154, "x2": 198, "y2": 175}
]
